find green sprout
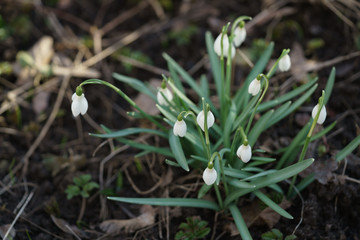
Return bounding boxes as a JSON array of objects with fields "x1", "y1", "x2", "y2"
[
  {"x1": 175, "y1": 217, "x2": 211, "y2": 240},
  {"x1": 65, "y1": 174, "x2": 99, "y2": 200},
  {"x1": 261, "y1": 228, "x2": 297, "y2": 240}
]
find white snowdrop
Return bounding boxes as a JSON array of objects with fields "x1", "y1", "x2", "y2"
[
  {"x1": 311, "y1": 104, "x2": 327, "y2": 125},
  {"x1": 173, "y1": 119, "x2": 187, "y2": 137},
  {"x1": 233, "y1": 26, "x2": 246, "y2": 47},
  {"x1": 202, "y1": 167, "x2": 217, "y2": 185},
  {"x1": 248, "y1": 78, "x2": 261, "y2": 96},
  {"x1": 157, "y1": 87, "x2": 173, "y2": 106},
  {"x1": 236, "y1": 144, "x2": 252, "y2": 163},
  {"x1": 196, "y1": 110, "x2": 215, "y2": 132},
  {"x1": 278, "y1": 53, "x2": 291, "y2": 72},
  {"x1": 214, "y1": 33, "x2": 235, "y2": 59},
  {"x1": 71, "y1": 92, "x2": 88, "y2": 117}
]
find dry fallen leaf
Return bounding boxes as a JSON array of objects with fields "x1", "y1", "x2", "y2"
[
  {"x1": 50, "y1": 215, "x2": 87, "y2": 238},
  {"x1": 100, "y1": 205, "x2": 156, "y2": 234},
  {"x1": 300, "y1": 156, "x2": 338, "y2": 184},
  {"x1": 134, "y1": 79, "x2": 160, "y2": 116},
  {"x1": 0, "y1": 224, "x2": 16, "y2": 240}
]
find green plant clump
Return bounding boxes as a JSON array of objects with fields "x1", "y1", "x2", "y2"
[
  {"x1": 175, "y1": 217, "x2": 210, "y2": 240},
  {"x1": 65, "y1": 174, "x2": 99, "y2": 199},
  {"x1": 67, "y1": 16, "x2": 353, "y2": 239}
]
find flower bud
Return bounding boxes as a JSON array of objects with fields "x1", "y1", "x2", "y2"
[
  {"x1": 233, "y1": 26, "x2": 246, "y2": 47},
  {"x1": 202, "y1": 167, "x2": 217, "y2": 185},
  {"x1": 279, "y1": 53, "x2": 291, "y2": 72},
  {"x1": 71, "y1": 92, "x2": 88, "y2": 117},
  {"x1": 157, "y1": 87, "x2": 173, "y2": 106},
  {"x1": 173, "y1": 119, "x2": 187, "y2": 137},
  {"x1": 236, "y1": 144, "x2": 252, "y2": 163},
  {"x1": 311, "y1": 104, "x2": 327, "y2": 124},
  {"x1": 214, "y1": 33, "x2": 235, "y2": 59},
  {"x1": 248, "y1": 78, "x2": 261, "y2": 96},
  {"x1": 196, "y1": 110, "x2": 215, "y2": 132}
]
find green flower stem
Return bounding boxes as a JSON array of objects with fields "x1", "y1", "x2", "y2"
[
  {"x1": 79, "y1": 79, "x2": 166, "y2": 131},
  {"x1": 185, "y1": 111, "x2": 210, "y2": 159},
  {"x1": 266, "y1": 49, "x2": 290, "y2": 78},
  {"x1": 202, "y1": 98, "x2": 211, "y2": 153},
  {"x1": 245, "y1": 74, "x2": 269, "y2": 135},
  {"x1": 229, "y1": 16, "x2": 252, "y2": 37},
  {"x1": 287, "y1": 90, "x2": 325, "y2": 198},
  {"x1": 229, "y1": 127, "x2": 242, "y2": 165},
  {"x1": 209, "y1": 152, "x2": 229, "y2": 195},
  {"x1": 214, "y1": 184, "x2": 224, "y2": 209},
  {"x1": 220, "y1": 24, "x2": 229, "y2": 125}
]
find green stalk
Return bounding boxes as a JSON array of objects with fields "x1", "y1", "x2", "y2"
[
  {"x1": 79, "y1": 79, "x2": 166, "y2": 131},
  {"x1": 245, "y1": 74, "x2": 269, "y2": 135},
  {"x1": 266, "y1": 49, "x2": 290, "y2": 78},
  {"x1": 214, "y1": 184, "x2": 224, "y2": 209}
]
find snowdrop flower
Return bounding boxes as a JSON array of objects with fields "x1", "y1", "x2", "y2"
[
  {"x1": 214, "y1": 33, "x2": 235, "y2": 59},
  {"x1": 237, "y1": 144, "x2": 252, "y2": 163},
  {"x1": 311, "y1": 104, "x2": 327, "y2": 124},
  {"x1": 278, "y1": 53, "x2": 291, "y2": 72},
  {"x1": 196, "y1": 110, "x2": 215, "y2": 132},
  {"x1": 233, "y1": 26, "x2": 246, "y2": 47},
  {"x1": 71, "y1": 87, "x2": 88, "y2": 117},
  {"x1": 248, "y1": 78, "x2": 261, "y2": 96},
  {"x1": 173, "y1": 118, "x2": 187, "y2": 137},
  {"x1": 202, "y1": 167, "x2": 217, "y2": 185},
  {"x1": 157, "y1": 86, "x2": 173, "y2": 106}
]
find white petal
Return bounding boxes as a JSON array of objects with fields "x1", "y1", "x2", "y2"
[
  {"x1": 248, "y1": 79, "x2": 261, "y2": 96},
  {"x1": 72, "y1": 92, "x2": 77, "y2": 100},
  {"x1": 233, "y1": 27, "x2": 246, "y2": 47},
  {"x1": 214, "y1": 33, "x2": 230, "y2": 57},
  {"x1": 236, "y1": 144, "x2": 252, "y2": 163},
  {"x1": 71, "y1": 96, "x2": 81, "y2": 117},
  {"x1": 196, "y1": 110, "x2": 215, "y2": 131},
  {"x1": 279, "y1": 54, "x2": 291, "y2": 72},
  {"x1": 79, "y1": 94, "x2": 88, "y2": 115},
  {"x1": 173, "y1": 120, "x2": 187, "y2": 137},
  {"x1": 202, "y1": 167, "x2": 217, "y2": 185},
  {"x1": 312, "y1": 104, "x2": 327, "y2": 124},
  {"x1": 157, "y1": 88, "x2": 173, "y2": 106}
]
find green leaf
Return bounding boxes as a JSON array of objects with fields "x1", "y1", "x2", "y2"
[
  {"x1": 254, "y1": 190, "x2": 293, "y2": 219},
  {"x1": 229, "y1": 204, "x2": 253, "y2": 240},
  {"x1": 336, "y1": 134, "x2": 360, "y2": 162},
  {"x1": 169, "y1": 131, "x2": 189, "y2": 171},
  {"x1": 225, "y1": 158, "x2": 314, "y2": 206},
  {"x1": 248, "y1": 109, "x2": 274, "y2": 146},
  {"x1": 198, "y1": 184, "x2": 212, "y2": 199},
  {"x1": 224, "y1": 167, "x2": 251, "y2": 179},
  {"x1": 65, "y1": 185, "x2": 80, "y2": 199},
  {"x1": 324, "y1": 67, "x2": 335, "y2": 105},
  {"x1": 83, "y1": 182, "x2": 100, "y2": 192},
  {"x1": 90, "y1": 128, "x2": 168, "y2": 139},
  {"x1": 285, "y1": 234, "x2": 297, "y2": 240},
  {"x1": 108, "y1": 197, "x2": 220, "y2": 211},
  {"x1": 228, "y1": 179, "x2": 256, "y2": 189},
  {"x1": 73, "y1": 174, "x2": 91, "y2": 186},
  {"x1": 80, "y1": 190, "x2": 89, "y2": 198},
  {"x1": 113, "y1": 72, "x2": 156, "y2": 100},
  {"x1": 116, "y1": 137, "x2": 174, "y2": 157},
  {"x1": 167, "y1": 81, "x2": 200, "y2": 113}
]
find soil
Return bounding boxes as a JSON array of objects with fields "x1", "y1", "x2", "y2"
[{"x1": 1, "y1": 0, "x2": 360, "y2": 239}]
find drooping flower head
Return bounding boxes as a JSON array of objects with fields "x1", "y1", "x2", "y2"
[
  {"x1": 196, "y1": 109, "x2": 215, "y2": 132},
  {"x1": 157, "y1": 80, "x2": 173, "y2": 106},
  {"x1": 214, "y1": 33, "x2": 235, "y2": 59},
  {"x1": 233, "y1": 21, "x2": 246, "y2": 47},
  {"x1": 237, "y1": 144, "x2": 252, "y2": 163},
  {"x1": 202, "y1": 167, "x2": 217, "y2": 185},
  {"x1": 278, "y1": 53, "x2": 291, "y2": 72},
  {"x1": 248, "y1": 75, "x2": 261, "y2": 96},
  {"x1": 71, "y1": 86, "x2": 88, "y2": 117},
  {"x1": 311, "y1": 104, "x2": 327, "y2": 125},
  {"x1": 173, "y1": 114, "x2": 187, "y2": 137}
]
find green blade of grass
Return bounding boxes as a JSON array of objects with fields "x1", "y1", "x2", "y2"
[
  {"x1": 90, "y1": 128, "x2": 167, "y2": 139},
  {"x1": 169, "y1": 130, "x2": 189, "y2": 171},
  {"x1": 265, "y1": 101, "x2": 292, "y2": 128},
  {"x1": 228, "y1": 179, "x2": 256, "y2": 189},
  {"x1": 225, "y1": 158, "x2": 314, "y2": 206},
  {"x1": 336, "y1": 134, "x2": 360, "y2": 162},
  {"x1": 116, "y1": 137, "x2": 174, "y2": 157},
  {"x1": 229, "y1": 204, "x2": 253, "y2": 240},
  {"x1": 224, "y1": 167, "x2": 251, "y2": 179},
  {"x1": 324, "y1": 67, "x2": 335, "y2": 105},
  {"x1": 113, "y1": 72, "x2": 156, "y2": 100},
  {"x1": 253, "y1": 190, "x2": 293, "y2": 219},
  {"x1": 232, "y1": 94, "x2": 260, "y2": 131},
  {"x1": 108, "y1": 197, "x2": 220, "y2": 211}
]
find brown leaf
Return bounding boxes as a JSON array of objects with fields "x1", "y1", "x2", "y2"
[
  {"x1": 0, "y1": 224, "x2": 16, "y2": 240},
  {"x1": 300, "y1": 156, "x2": 338, "y2": 184},
  {"x1": 100, "y1": 205, "x2": 156, "y2": 234},
  {"x1": 50, "y1": 215, "x2": 87, "y2": 238},
  {"x1": 134, "y1": 79, "x2": 161, "y2": 115}
]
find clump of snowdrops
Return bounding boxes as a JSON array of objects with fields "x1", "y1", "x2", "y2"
[{"x1": 71, "y1": 16, "x2": 336, "y2": 239}]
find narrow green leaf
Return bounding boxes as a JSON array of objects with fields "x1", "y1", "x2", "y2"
[
  {"x1": 232, "y1": 94, "x2": 260, "y2": 131},
  {"x1": 200, "y1": 74, "x2": 210, "y2": 98},
  {"x1": 248, "y1": 109, "x2": 274, "y2": 146},
  {"x1": 157, "y1": 104, "x2": 177, "y2": 123},
  {"x1": 224, "y1": 167, "x2": 251, "y2": 179},
  {"x1": 198, "y1": 184, "x2": 212, "y2": 199},
  {"x1": 225, "y1": 158, "x2": 314, "y2": 206},
  {"x1": 116, "y1": 137, "x2": 173, "y2": 157},
  {"x1": 336, "y1": 134, "x2": 360, "y2": 162},
  {"x1": 253, "y1": 190, "x2": 293, "y2": 219},
  {"x1": 169, "y1": 131, "x2": 189, "y2": 171},
  {"x1": 228, "y1": 179, "x2": 256, "y2": 189},
  {"x1": 288, "y1": 173, "x2": 315, "y2": 199},
  {"x1": 265, "y1": 101, "x2": 292, "y2": 128},
  {"x1": 113, "y1": 72, "x2": 156, "y2": 100},
  {"x1": 229, "y1": 204, "x2": 253, "y2": 240},
  {"x1": 167, "y1": 81, "x2": 200, "y2": 113},
  {"x1": 324, "y1": 67, "x2": 335, "y2": 105},
  {"x1": 90, "y1": 128, "x2": 167, "y2": 139},
  {"x1": 108, "y1": 197, "x2": 220, "y2": 211},
  {"x1": 168, "y1": 61, "x2": 185, "y2": 92},
  {"x1": 224, "y1": 101, "x2": 237, "y2": 148}
]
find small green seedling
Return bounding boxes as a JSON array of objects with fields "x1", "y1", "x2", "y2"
[
  {"x1": 65, "y1": 174, "x2": 99, "y2": 200},
  {"x1": 175, "y1": 217, "x2": 211, "y2": 240},
  {"x1": 261, "y1": 228, "x2": 297, "y2": 240}
]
